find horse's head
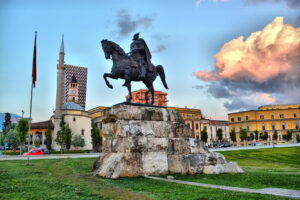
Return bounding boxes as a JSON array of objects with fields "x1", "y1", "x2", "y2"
[
  {"x1": 101, "y1": 40, "x2": 112, "y2": 59},
  {"x1": 101, "y1": 39, "x2": 126, "y2": 60}
]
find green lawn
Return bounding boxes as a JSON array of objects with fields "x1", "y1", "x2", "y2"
[
  {"x1": 164, "y1": 147, "x2": 300, "y2": 190},
  {"x1": 0, "y1": 147, "x2": 299, "y2": 200}
]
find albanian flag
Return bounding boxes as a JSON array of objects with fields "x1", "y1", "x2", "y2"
[{"x1": 32, "y1": 32, "x2": 37, "y2": 88}]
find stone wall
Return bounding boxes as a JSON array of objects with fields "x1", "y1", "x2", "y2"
[{"x1": 92, "y1": 104, "x2": 243, "y2": 178}]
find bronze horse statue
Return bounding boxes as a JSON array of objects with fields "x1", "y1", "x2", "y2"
[{"x1": 101, "y1": 39, "x2": 168, "y2": 104}]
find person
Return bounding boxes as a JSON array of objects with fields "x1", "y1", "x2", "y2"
[{"x1": 130, "y1": 33, "x2": 153, "y2": 79}]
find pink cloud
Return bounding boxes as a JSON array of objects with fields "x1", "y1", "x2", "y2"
[{"x1": 193, "y1": 17, "x2": 300, "y2": 83}]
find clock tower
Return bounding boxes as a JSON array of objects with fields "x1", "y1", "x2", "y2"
[{"x1": 67, "y1": 74, "x2": 79, "y2": 103}]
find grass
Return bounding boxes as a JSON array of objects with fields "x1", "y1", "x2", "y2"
[
  {"x1": 166, "y1": 147, "x2": 300, "y2": 190},
  {"x1": 0, "y1": 147, "x2": 299, "y2": 199}
]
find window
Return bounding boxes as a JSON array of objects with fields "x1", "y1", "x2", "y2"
[
  {"x1": 271, "y1": 115, "x2": 274, "y2": 119},
  {"x1": 294, "y1": 113, "x2": 297, "y2": 118},
  {"x1": 280, "y1": 114, "x2": 284, "y2": 119},
  {"x1": 246, "y1": 124, "x2": 250, "y2": 132},
  {"x1": 245, "y1": 116, "x2": 249, "y2": 120},
  {"x1": 73, "y1": 97, "x2": 75, "y2": 101},
  {"x1": 231, "y1": 118, "x2": 235, "y2": 122},
  {"x1": 238, "y1": 117, "x2": 242, "y2": 121},
  {"x1": 81, "y1": 129, "x2": 85, "y2": 136},
  {"x1": 260, "y1": 115, "x2": 264, "y2": 120},
  {"x1": 232, "y1": 126, "x2": 235, "y2": 131},
  {"x1": 262, "y1": 123, "x2": 266, "y2": 131},
  {"x1": 282, "y1": 123, "x2": 286, "y2": 130},
  {"x1": 73, "y1": 117, "x2": 76, "y2": 122},
  {"x1": 239, "y1": 125, "x2": 243, "y2": 131},
  {"x1": 295, "y1": 122, "x2": 299, "y2": 130},
  {"x1": 271, "y1": 123, "x2": 276, "y2": 130},
  {"x1": 195, "y1": 123, "x2": 199, "y2": 130}
]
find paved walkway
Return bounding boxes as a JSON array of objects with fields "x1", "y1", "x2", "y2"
[
  {"x1": 0, "y1": 153, "x2": 100, "y2": 161},
  {"x1": 210, "y1": 143, "x2": 300, "y2": 152},
  {"x1": 145, "y1": 176, "x2": 300, "y2": 199}
]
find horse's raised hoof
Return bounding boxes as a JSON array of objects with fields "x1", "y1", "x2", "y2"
[{"x1": 108, "y1": 84, "x2": 113, "y2": 89}]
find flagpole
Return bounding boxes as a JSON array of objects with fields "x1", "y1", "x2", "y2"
[
  {"x1": 27, "y1": 31, "x2": 37, "y2": 165},
  {"x1": 27, "y1": 82, "x2": 33, "y2": 165}
]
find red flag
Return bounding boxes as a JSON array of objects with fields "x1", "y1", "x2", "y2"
[{"x1": 32, "y1": 32, "x2": 37, "y2": 88}]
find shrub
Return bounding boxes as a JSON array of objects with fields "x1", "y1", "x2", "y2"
[
  {"x1": 201, "y1": 126, "x2": 208, "y2": 143},
  {"x1": 71, "y1": 135, "x2": 85, "y2": 149},
  {"x1": 230, "y1": 129, "x2": 236, "y2": 142},
  {"x1": 34, "y1": 138, "x2": 40, "y2": 148}
]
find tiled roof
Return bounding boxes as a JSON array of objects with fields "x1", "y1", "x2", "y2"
[
  {"x1": 31, "y1": 120, "x2": 54, "y2": 129},
  {"x1": 62, "y1": 102, "x2": 84, "y2": 111}
]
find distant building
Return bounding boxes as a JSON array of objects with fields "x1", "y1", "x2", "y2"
[
  {"x1": 49, "y1": 36, "x2": 91, "y2": 151},
  {"x1": 63, "y1": 65, "x2": 87, "y2": 109},
  {"x1": 228, "y1": 103, "x2": 300, "y2": 145},
  {"x1": 126, "y1": 89, "x2": 168, "y2": 107},
  {"x1": 28, "y1": 120, "x2": 54, "y2": 147},
  {"x1": 200, "y1": 119, "x2": 229, "y2": 146}
]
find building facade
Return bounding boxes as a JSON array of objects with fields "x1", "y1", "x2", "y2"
[
  {"x1": 126, "y1": 89, "x2": 168, "y2": 106},
  {"x1": 27, "y1": 120, "x2": 54, "y2": 148},
  {"x1": 200, "y1": 119, "x2": 229, "y2": 146},
  {"x1": 228, "y1": 104, "x2": 300, "y2": 144}
]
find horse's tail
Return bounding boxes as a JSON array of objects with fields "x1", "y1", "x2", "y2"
[{"x1": 156, "y1": 65, "x2": 168, "y2": 89}]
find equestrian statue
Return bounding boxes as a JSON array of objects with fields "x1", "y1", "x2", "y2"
[{"x1": 101, "y1": 33, "x2": 168, "y2": 105}]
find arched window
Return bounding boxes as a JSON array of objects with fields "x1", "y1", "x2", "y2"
[
  {"x1": 262, "y1": 123, "x2": 266, "y2": 131},
  {"x1": 271, "y1": 123, "x2": 276, "y2": 130},
  {"x1": 246, "y1": 124, "x2": 250, "y2": 132},
  {"x1": 295, "y1": 121, "x2": 299, "y2": 130},
  {"x1": 281, "y1": 122, "x2": 286, "y2": 130}
]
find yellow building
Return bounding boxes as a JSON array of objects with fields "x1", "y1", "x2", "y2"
[
  {"x1": 228, "y1": 104, "x2": 300, "y2": 144},
  {"x1": 87, "y1": 106, "x2": 202, "y2": 138}
]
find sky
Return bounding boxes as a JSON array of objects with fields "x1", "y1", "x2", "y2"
[{"x1": 0, "y1": 0, "x2": 299, "y2": 122}]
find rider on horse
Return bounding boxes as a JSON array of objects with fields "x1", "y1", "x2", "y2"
[{"x1": 130, "y1": 33, "x2": 154, "y2": 80}]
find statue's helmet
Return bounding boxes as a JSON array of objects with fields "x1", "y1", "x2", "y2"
[{"x1": 133, "y1": 32, "x2": 140, "y2": 40}]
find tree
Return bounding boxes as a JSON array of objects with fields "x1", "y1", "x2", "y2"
[
  {"x1": 16, "y1": 118, "x2": 29, "y2": 155},
  {"x1": 4, "y1": 129, "x2": 19, "y2": 151},
  {"x1": 263, "y1": 131, "x2": 268, "y2": 141},
  {"x1": 230, "y1": 129, "x2": 236, "y2": 143},
  {"x1": 91, "y1": 122, "x2": 101, "y2": 152},
  {"x1": 287, "y1": 130, "x2": 293, "y2": 141},
  {"x1": 45, "y1": 120, "x2": 52, "y2": 150},
  {"x1": 65, "y1": 124, "x2": 72, "y2": 150},
  {"x1": 55, "y1": 116, "x2": 66, "y2": 152},
  {"x1": 2, "y1": 112, "x2": 11, "y2": 134},
  {"x1": 250, "y1": 133, "x2": 254, "y2": 141},
  {"x1": 254, "y1": 130, "x2": 259, "y2": 141},
  {"x1": 201, "y1": 126, "x2": 208, "y2": 143},
  {"x1": 240, "y1": 129, "x2": 247, "y2": 146},
  {"x1": 273, "y1": 130, "x2": 278, "y2": 141},
  {"x1": 0, "y1": 132, "x2": 4, "y2": 146},
  {"x1": 71, "y1": 135, "x2": 85, "y2": 150},
  {"x1": 216, "y1": 128, "x2": 223, "y2": 141},
  {"x1": 34, "y1": 138, "x2": 40, "y2": 148}
]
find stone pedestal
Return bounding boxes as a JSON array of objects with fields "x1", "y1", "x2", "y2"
[{"x1": 92, "y1": 104, "x2": 243, "y2": 178}]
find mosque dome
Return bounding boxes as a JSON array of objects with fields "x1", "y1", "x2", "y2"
[{"x1": 62, "y1": 102, "x2": 84, "y2": 111}]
